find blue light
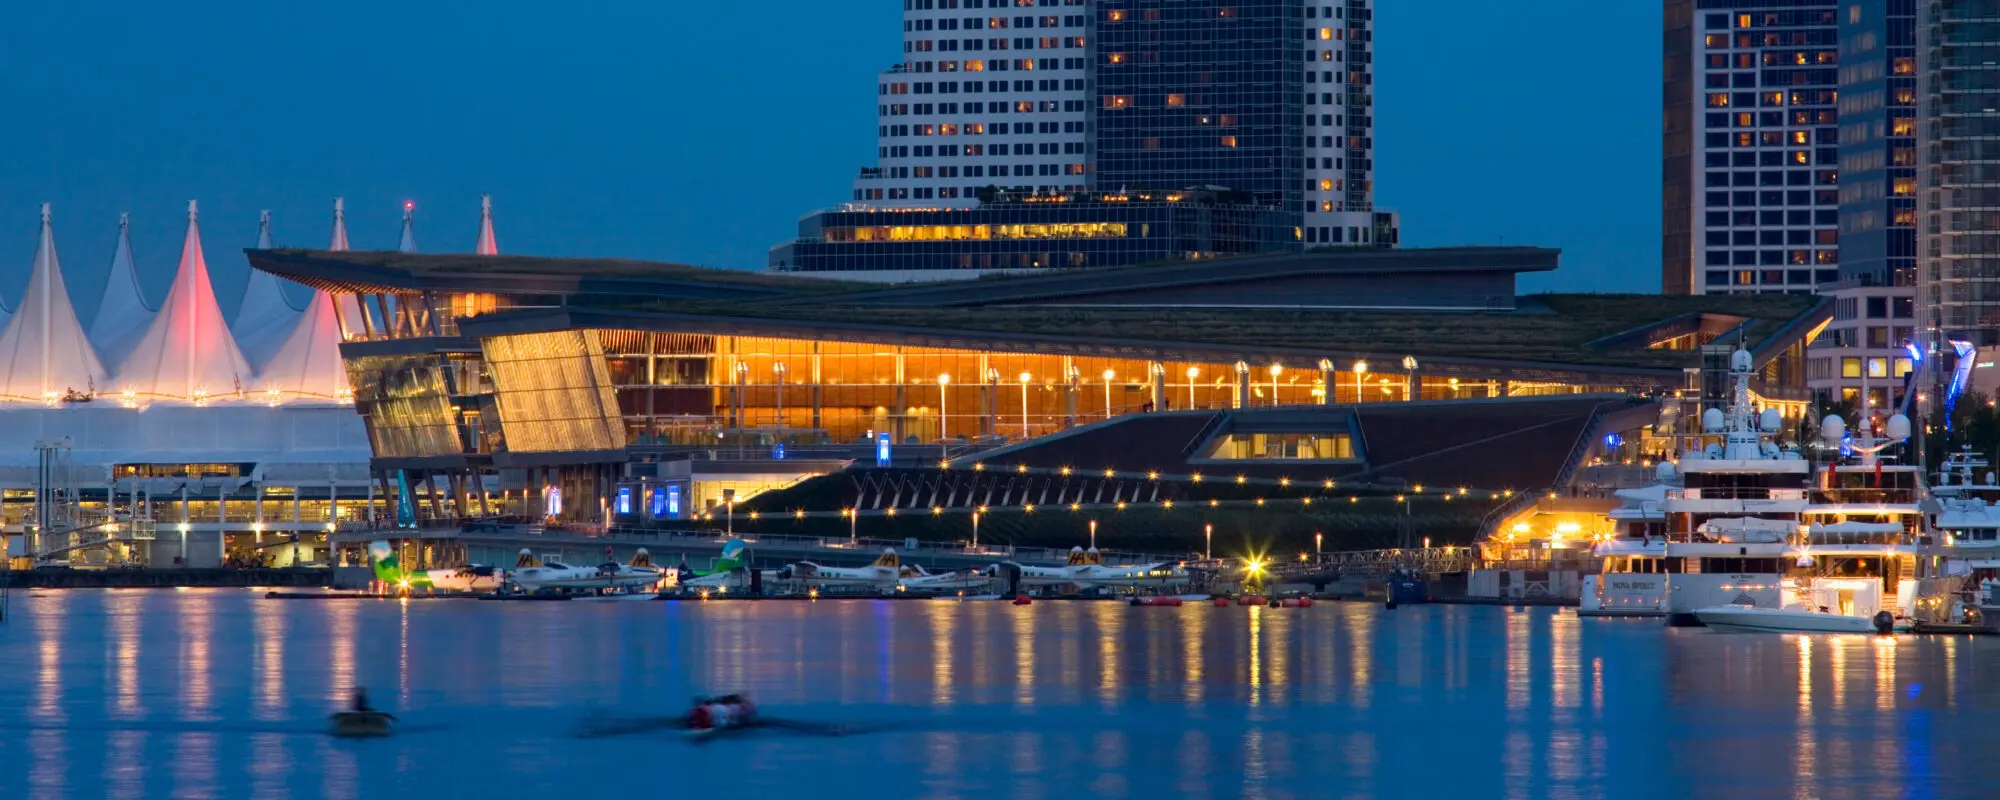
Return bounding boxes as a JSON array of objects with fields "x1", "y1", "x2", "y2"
[
  {"x1": 1905, "y1": 342, "x2": 1922, "y2": 364},
  {"x1": 667, "y1": 485, "x2": 682, "y2": 517},
  {"x1": 1604, "y1": 433, "x2": 1624, "y2": 449},
  {"x1": 616, "y1": 487, "x2": 632, "y2": 515},
  {"x1": 876, "y1": 432, "x2": 892, "y2": 467},
  {"x1": 650, "y1": 486, "x2": 669, "y2": 518}
]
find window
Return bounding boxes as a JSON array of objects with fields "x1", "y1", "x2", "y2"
[
  {"x1": 1840, "y1": 358, "x2": 1860, "y2": 378},
  {"x1": 1198, "y1": 433, "x2": 1356, "y2": 461}
]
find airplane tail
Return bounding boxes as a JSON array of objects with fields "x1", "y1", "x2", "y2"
[
  {"x1": 1065, "y1": 546, "x2": 1091, "y2": 567},
  {"x1": 368, "y1": 540, "x2": 403, "y2": 583},
  {"x1": 871, "y1": 548, "x2": 900, "y2": 569},
  {"x1": 630, "y1": 548, "x2": 654, "y2": 569},
  {"x1": 715, "y1": 539, "x2": 749, "y2": 572},
  {"x1": 515, "y1": 548, "x2": 541, "y2": 569},
  {"x1": 1084, "y1": 547, "x2": 1103, "y2": 566}
]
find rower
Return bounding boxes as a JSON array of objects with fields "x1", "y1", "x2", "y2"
[
  {"x1": 687, "y1": 694, "x2": 758, "y2": 731},
  {"x1": 351, "y1": 687, "x2": 373, "y2": 714}
]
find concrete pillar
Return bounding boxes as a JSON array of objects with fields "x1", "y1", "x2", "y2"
[
  {"x1": 1232, "y1": 361, "x2": 1250, "y2": 409},
  {"x1": 1149, "y1": 362, "x2": 1166, "y2": 411},
  {"x1": 981, "y1": 365, "x2": 997, "y2": 437},
  {"x1": 1318, "y1": 359, "x2": 1335, "y2": 406},
  {"x1": 810, "y1": 346, "x2": 823, "y2": 432}
]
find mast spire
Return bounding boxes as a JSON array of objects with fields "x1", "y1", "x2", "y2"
[
  {"x1": 399, "y1": 202, "x2": 418, "y2": 253},
  {"x1": 330, "y1": 197, "x2": 349, "y2": 251}
]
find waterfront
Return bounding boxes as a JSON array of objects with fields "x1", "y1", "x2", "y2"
[{"x1": 0, "y1": 592, "x2": 1992, "y2": 799}]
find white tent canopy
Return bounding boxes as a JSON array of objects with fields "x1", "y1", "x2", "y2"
[
  {"x1": 235, "y1": 209, "x2": 305, "y2": 366},
  {"x1": 475, "y1": 194, "x2": 498, "y2": 255},
  {"x1": 89, "y1": 213, "x2": 156, "y2": 366},
  {"x1": 0, "y1": 204, "x2": 107, "y2": 402},
  {"x1": 260, "y1": 290, "x2": 350, "y2": 402},
  {"x1": 112, "y1": 201, "x2": 254, "y2": 404}
]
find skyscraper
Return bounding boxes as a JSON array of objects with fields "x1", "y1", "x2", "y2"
[
  {"x1": 1095, "y1": 0, "x2": 1385, "y2": 246},
  {"x1": 852, "y1": 0, "x2": 1091, "y2": 205},
  {"x1": 791, "y1": 0, "x2": 1395, "y2": 277},
  {"x1": 1664, "y1": 1, "x2": 1842, "y2": 296},
  {"x1": 1918, "y1": 0, "x2": 2000, "y2": 345},
  {"x1": 1805, "y1": 0, "x2": 1918, "y2": 410}
]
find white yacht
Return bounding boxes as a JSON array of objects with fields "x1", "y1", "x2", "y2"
[
  {"x1": 1660, "y1": 349, "x2": 1810, "y2": 626},
  {"x1": 1580, "y1": 481, "x2": 1669, "y2": 617},
  {"x1": 1931, "y1": 449, "x2": 2000, "y2": 622}
]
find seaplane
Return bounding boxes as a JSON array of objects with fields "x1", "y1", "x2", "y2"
[
  {"x1": 992, "y1": 547, "x2": 1191, "y2": 590},
  {"x1": 509, "y1": 549, "x2": 664, "y2": 594},
  {"x1": 367, "y1": 540, "x2": 507, "y2": 593},
  {"x1": 896, "y1": 564, "x2": 994, "y2": 593},
  {"x1": 780, "y1": 548, "x2": 906, "y2": 589},
  {"x1": 678, "y1": 540, "x2": 781, "y2": 591}
]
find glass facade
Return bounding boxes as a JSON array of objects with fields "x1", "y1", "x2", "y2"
[
  {"x1": 770, "y1": 189, "x2": 1296, "y2": 273},
  {"x1": 1919, "y1": 0, "x2": 2000, "y2": 343},
  {"x1": 1837, "y1": 0, "x2": 1918, "y2": 288},
  {"x1": 1094, "y1": 0, "x2": 1304, "y2": 215}
]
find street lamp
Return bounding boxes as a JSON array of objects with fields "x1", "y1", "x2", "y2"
[
  {"x1": 1185, "y1": 366, "x2": 1200, "y2": 409},
  {"x1": 1089, "y1": 518, "x2": 1097, "y2": 550},
  {"x1": 1315, "y1": 531, "x2": 1323, "y2": 556},
  {"x1": 1352, "y1": 360, "x2": 1369, "y2": 405},
  {"x1": 1019, "y1": 371, "x2": 1033, "y2": 439},
  {"x1": 772, "y1": 362, "x2": 787, "y2": 430},
  {"x1": 972, "y1": 508, "x2": 981, "y2": 550},
  {"x1": 1401, "y1": 355, "x2": 1419, "y2": 402},
  {"x1": 846, "y1": 508, "x2": 857, "y2": 544},
  {"x1": 1102, "y1": 368, "x2": 1116, "y2": 418},
  {"x1": 1268, "y1": 363, "x2": 1284, "y2": 406},
  {"x1": 1204, "y1": 522, "x2": 1212, "y2": 560},
  {"x1": 937, "y1": 373, "x2": 951, "y2": 442}
]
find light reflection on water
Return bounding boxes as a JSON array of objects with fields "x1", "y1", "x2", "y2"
[{"x1": 1, "y1": 591, "x2": 1996, "y2": 798}]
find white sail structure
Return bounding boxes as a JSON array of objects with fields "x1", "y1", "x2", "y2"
[
  {"x1": 475, "y1": 194, "x2": 498, "y2": 255},
  {"x1": 259, "y1": 290, "x2": 349, "y2": 403},
  {"x1": 399, "y1": 202, "x2": 418, "y2": 253},
  {"x1": 233, "y1": 210, "x2": 302, "y2": 366},
  {"x1": 89, "y1": 213, "x2": 156, "y2": 366},
  {"x1": 325, "y1": 197, "x2": 374, "y2": 338},
  {"x1": 0, "y1": 205, "x2": 107, "y2": 402},
  {"x1": 112, "y1": 201, "x2": 254, "y2": 404}
]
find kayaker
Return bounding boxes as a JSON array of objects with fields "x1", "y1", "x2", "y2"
[
  {"x1": 351, "y1": 687, "x2": 373, "y2": 714},
  {"x1": 687, "y1": 694, "x2": 757, "y2": 731}
]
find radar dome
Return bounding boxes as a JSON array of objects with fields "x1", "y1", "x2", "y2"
[
  {"x1": 1731, "y1": 349, "x2": 1753, "y2": 373},
  {"x1": 1886, "y1": 413, "x2": 1912, "y2": 440},
  {"x1": 1759, "y1": 408, "x2": 1782, "y2": 432},
  {"x1": 1655, "y1": 461, "x2": 1678, "y2": 481},
  {"x1": 1821, "y1": 415, "x2": 1846, "y2": 444},
  {"x1": 1702, "y1": 407, "x2": 1725, "y2": 432},
  {"x1": 1761, "y1": 442, "x2": 1780, "y2": 458},
  {"x1": 1703, "y1": 443, "x2": 1724, "y2": 459}
]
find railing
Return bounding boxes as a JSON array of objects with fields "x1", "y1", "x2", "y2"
[
  {"x1": 1669, "y1": 488, "x2": 1806, "y2": 500},
  {"x1": 1810, "y1": 489, "x2": 1920, "y2": 506}
]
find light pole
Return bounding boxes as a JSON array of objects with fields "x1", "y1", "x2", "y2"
[
  {"x1": 1089, "y1": 518, "x2": 1097, "y2": 550},
  {"x1": 972, "y1": 508, "x2": 981, "y2": 550},
  {"x1": 734, "y1": 360, "x2": 750, "y2": 457},
  {"x1": 1102, "y1": 369, "x2": 1115, "y2": 418},
  {"x1": 1185, "y1": 366, "x2": 1199, "y2": 409},
  {"x1": 937, "y1": 373, "x2": 951, "y2": 442},
  {"x1": 1352, "y1": 360, "x2": 1369, "y2": 405},
  {"x1": 1315, "y1": 531, "x2": 1323, "y2": 558},
  {"x1": 772, "y1": 362, "x2": 787, "y2": 431},
  {"x1": 1018, "y1": 371, "x2": 1032, "y2": 439},
  {"x1": 1268, "y1": 363, "x2": 1284, "y2": 406},
  {"x1": 726, "y1": 498, "x2": 735, "y2": 536},
  {"x1": 1204, "y1": 522, "x2": 1212, "y2": 560},
  {"x1": 1401, "y1": 355, "x2": 1419, "y2": 402},
  {"x1": 847, "y1": 508, "x2": 857, "y2": 544}
]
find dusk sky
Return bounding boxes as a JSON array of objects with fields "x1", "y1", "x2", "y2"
[{"x1": 0, "y1": 0, "x2": 1658, "y2": 320}]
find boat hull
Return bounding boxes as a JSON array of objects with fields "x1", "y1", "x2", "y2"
[{"x1": 1693, "y1": 606, "x2": 1882, "y2": 634}]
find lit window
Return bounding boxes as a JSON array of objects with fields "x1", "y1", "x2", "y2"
[
  {"x1": 1220, "y1": 135, "x2": 1237, "y2": 147},
  {"x1": 1841, "y1": 358, "x2": 1861, "y2": 378},
  {"x1": 1103, "y1": 95, "x2": 1131, "y2": 109},
  {"x1": 1707, "y1": 93, "x2": 1730, "y2": 108},
  {"x1": 1107, "y1": 52, "x2": 1125, "y2": 64},
  {"x1": 1166, "y1": 93, "x2": 1185, "y2": 106},
  {"x1": 1319, "y1": 179, "x2": 1333, "y2": 191},
  {"x1": 1319, "y1": 27, "x2": 1332, "y2": 40},
  {"x1": 1106, "y1": 9, "x2": 1125, "y2": 21},
  {"x1": 1866, "y1": 358, "x2": 1887, "y2": 378}
]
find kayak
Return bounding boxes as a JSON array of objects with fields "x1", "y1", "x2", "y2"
[
  {"x1": 684, "y1": 722, "x2": 755, "y2": 742},
  {"x1": 329, "y1": 710, "x2": 396, "y2": 738}
]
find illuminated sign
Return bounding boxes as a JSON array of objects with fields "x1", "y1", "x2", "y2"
[
  {"x1": 876, "y1": 432, "x2": 892, "y2": 467},
  {"x1": 616, "y1": 487, "x2": 632, "y2": 515},
  {"x1": 650, "y1": 486, "x2": 669, "y2": 519},
  {"x1": 668, "y1": 485, "x2": 682, "y2": 518}
]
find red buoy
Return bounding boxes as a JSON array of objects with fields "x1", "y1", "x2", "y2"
[
  {"x1": 1138, "y1": 596, "x2": 1183, "y2": 607},
  {"x1": 1012, "y1": 594, "x2": 1032, "y2": 606},
  {"x1": 1213, "y1": 597, "x2": 1230, "y2": 607},
  {"x1": 1296, "y1": 597, "x2": 1314, "y2": 608}
]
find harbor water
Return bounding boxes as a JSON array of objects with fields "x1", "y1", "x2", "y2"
[{"x1": 0, "y1": 591, "x2": 1992, "y2": 799}]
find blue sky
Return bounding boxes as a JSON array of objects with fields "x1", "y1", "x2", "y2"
[{"x1": 0, "y1": 0, "x2": 1660, "y2": 322}]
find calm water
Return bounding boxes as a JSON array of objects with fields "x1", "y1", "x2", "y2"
[{"x1": 0, "y1": 591, "x2": 1991, "y2": 799}]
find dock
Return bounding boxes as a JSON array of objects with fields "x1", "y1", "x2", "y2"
[{"x1": 4, "y1": 567, "x2": 332, "y2": 589}]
